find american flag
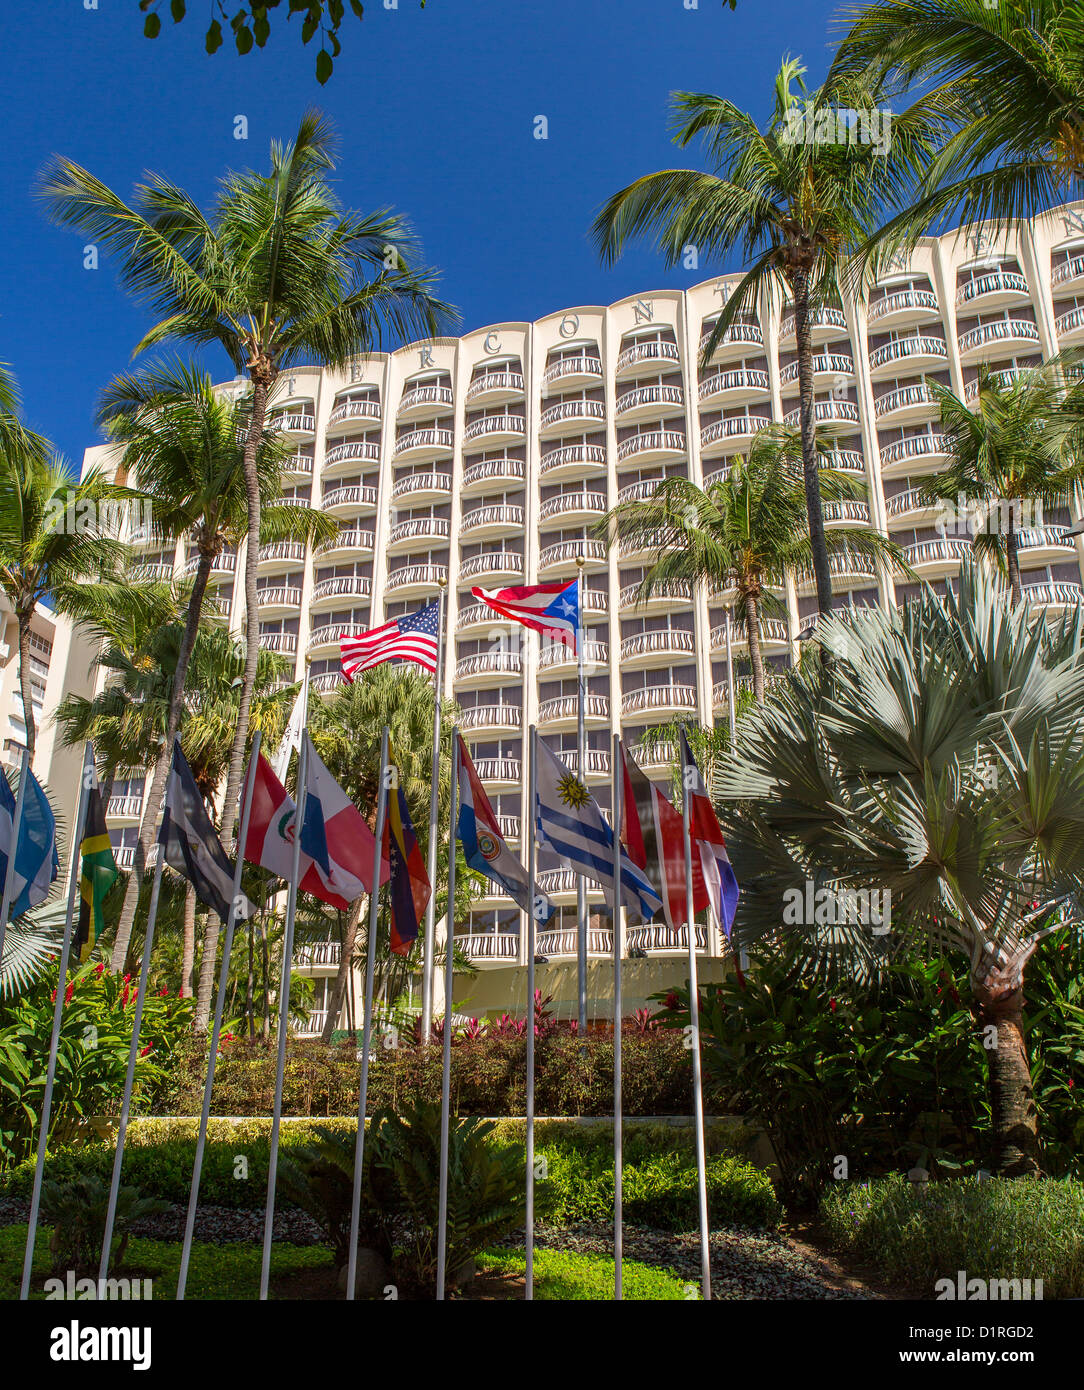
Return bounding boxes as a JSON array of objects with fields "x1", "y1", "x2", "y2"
[{"x1": 339, "y1": 601, "x2": 441, "y2": 681}]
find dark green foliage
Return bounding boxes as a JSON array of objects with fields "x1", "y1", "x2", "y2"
[{"x1": 39, "y1": 1173, "x2": 167, "y2": 1274}]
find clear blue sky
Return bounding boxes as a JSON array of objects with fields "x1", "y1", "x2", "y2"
[{"x1": 0, "y1": 0, "x2": 839, "y2": 466}]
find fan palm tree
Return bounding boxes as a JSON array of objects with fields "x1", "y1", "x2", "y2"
[
  {"x1": 38, "y1": 110, "x2": 457, "y2": 856},
  {"x1": 96, "y1": 361, "x2": 335, "y2": 971},
  {"x1": 918, "y1": 363, "x2": 1084, "y2": 606},
  {"x1": 596, "y1": 425, "x2": 902, "y2": 701},
  {"x1": 590, "y1": 59, "x2": 932, "y2": 617},
  {"x1": 716, "y1": 562, "x2": 1084, "y2": 1175}
]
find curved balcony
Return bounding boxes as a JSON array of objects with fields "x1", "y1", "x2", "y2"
[
  {"x1": 822, "y1": 500, "x2": 871, "y2": 526},
  {"x1": 902, "y1": 537, "x2": 974, "y2": 572},
  {"x1": 1018, "y1": 525, "x2": 1075, "y2": 560},
  {"x1": 700, "y1": 322, "x2": 764, "y2": 355},
  {"x1": 472, "y1": 757, "x2": 522, "y2": 787},
  {"x1": 108, "y1": 795, "x2": 144, "y2": 821},
  {"x1": 628, "y1": 741, "x2": 676, "y2": 775},
  {"x1": 535, "y1": 870, "x2": 582, "y2": 899},
  {"x1": 270, "y1": 410, "x2": 315, "y2": 436},
  {"x1": 777, "y1": 305, "x2": 848, "y2": 343},
  {"x1": 537, "y1": 693, "x2": 610, "y2": 729},
  {"x1": 327, "y1": 398, "x2": 381, "y2": 429},
  {"x1": 873, "y1": 383, "x2": 940, "y2": 422},
  {"x1": 537, "y1": 925, "x2": 614, "y2": 956},
  {"x1": 542, "y1": 355, "x2": 603, "y2": 389},
  {"x1": 538, "y1": 639, "x2": 609, "y2": 673},
  {"x1": 539, "y1": 399, "x2": 606, "y2": 436},
  {"x1": 183, "y1": 552, "x2": 236, "y2": 580},
  {"x1": 783, "y1": 400, "x2": 860, "y2": 430},
  {"x1": 314, "y1": 529, "x2": 375, "y2": 561},
  {"x1": 391, "y1": 472, "x2": 452, "y2": 504},
  {"x1": 307, "y1": 622, "x2": 367, "y2": 655},
  {"x1": 459, "y1": 551, "x2": 523, "y2": 583},
  {"x1": 323, "y1": 441, "x2": 380, "y2": 473},
  {"x1": 963, "y1": 368, "x2": 1034, "y2": 403},
  {"x1": 621, "y1": 684, "x2": 697, "y2": 720},
  {"x1": 710, "y1": 616, "x2": 789, "y2": 650},
  {"x1": 387, "y1": 517, "x2": 450, "y2": 551},
  {"x1": 866, "y1": 289, "x2": 940, "y2": 327},
  {"x1": 868, "y1": 336, "x2": 948, "y2": 375},
  {"x1": 385, "y1": 563, "x2": 447, "y2": 597},
  {"x1": 878, "y1": 432, "x2": 950, "y2": 475},
  {"x1": 616, "y1": 340, "x2": 681, "y2": 376},
  {"x1": 779, "y1": 353, "x2": 854, "y2": 387},
  {"x1": 884, "y1": 488, "x2": 945, "y2": 524},
  {"x1": 397, "y1": 384, "x2": 454, "y2": 418},
  {"x1": 465, "y1": 372, "x2": 525, "y2": 404},
  {"x1": 294, "y1": 940, "x2": 343, "y2": 967},
  {"x1": 459, "y1": 933, "x2": 520, "y2": 962},
  {"x1": 619, "y1": 579, "x2": 692, "y2": 613},
  {"x1": 1051, "y1": 256, "x2": 1084, "y2": 291},
  {"x1": 625, "y1": 923, "x2": 708, "y2": 954},
  {"x1": 255, "y1": 585, "x2": 302, "y2": 615},
  {"x1": 582, "y1": 588, "x2": 608, "y2": 617},
  {"x1": 540, "y1": 443, "x2": 607, "y2": 479},
  {"x1": 539, "y1": 492, "x2": 607, "y2": 526},
  {"x1": 616, "y1": 479, "x2": 669, "y2": 505},
  {"x1": 460, "y1": 503, "x2": 525, "y2": 539},
  {"x1": 458, "y1": 704, "x2": 523, "y2": 734},
  {"x1": 456, "y1": 602, "x2": 512, "y2": 634},
  {"x1": 393, "y1": 427, "x2": 454, "y2": 460},
  {"x1": 698, "y1": 368, "x2": 770, "y2": 405},
  {"x1": 620, "y1": 629, "x2": 695, "y2": 665},
  {"x1": 258, "y1": 540, "x2": 307, "y2": 569},
  {"x1": 1055, "y1": 305, "x2": 1084, "y2": 343},
  {"x1": 1024, "y1": 581, "x2": 1084, "y2": 609},
  {"x1": 312, "y1": 671, "x2": 346, "y2": 695},
  {"x1": 821, "y1": 449, "x2": 866, "y2": 475},
  {"x1": 614, "y1": 384, "x2": 685, "y2": 420},
  {"x1": 795, "y1": 551, "x2": 878, "y2": 593},
  {"x1": 957, "y1": 319, "x2": 1040, "y2": 359},
  {"x1": 700, "y1": 416, "x2": 771, "y2": 456},
  {"x1": 130, "y1": 562, "x2": 174, "y2": 582},
  {"x1": 310, "y1": 575, "x2": 373, "y2": 607},
  {"x1": 955, "y1": 271, "x2": 1029, "y2": 310},
  {"x1": 618, "y1": 529, "x2": 677, "y2": 562},
  {"x1": 462, "y1": 457, "x2": 525, "y2": 493},
  {"x1": 259, "y1": 631, "x2": 298, "y2": 655},
  {"x1": 323, "y1": 484, "x2": 379, "y2": 513},
  {"x1": 617, "y1": 430, "x2": 687, "y2": 465},
  {"x1": 538, "y1": 538, "x2": 607, "y2": 573},
  {"x1": 454, "y1": 651, "x2": 523, "y2": 684},
  {"x1": 463, "y1": 413, "x2": 527, "y2": 446},
  {"x1": 282, "y1": 452, "x2": 314, "y2": 479}
]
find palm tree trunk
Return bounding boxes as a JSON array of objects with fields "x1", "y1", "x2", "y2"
[
  {"x1": 745, "y1": 592, "x2": 766, "y2": 704},
  {"x1": 109, "y1": 549, "x2": 215, "y2": 971},
  {"x1": 1006, "y1": 511, "x2": 1023, "y2": 606},
  {"x1": 246, "y1": 914, "x2": 255, "y2": 1040},
  {"x1": 321, "y1": 896, "x2": 364, "y2": 1042},
  {"x1": 791, "y1": 271, "x2": 834, "y2": 617},
  {"x1": 973, "y1": 971, "x2": 1039, "y2": 1176},
  {"x1": 17, "y1": 613, "x2": 36, "y2": 767},
  {"x1": 180, "y1": 884, "x2": 196, "y2": 997}
]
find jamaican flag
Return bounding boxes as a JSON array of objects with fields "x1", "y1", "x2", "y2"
[{"x1": 75, "y1": 779, "x2": 118, "y2": 963}]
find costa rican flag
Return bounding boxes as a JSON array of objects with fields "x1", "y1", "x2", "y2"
[
  {"x1": 471, "y1": 578, "x2": 580, "y2": 651},
  {"x1": 340, "y1": 600, "x2": 440, "y2": 681},
  {"x1": 678, "y1": 727, "x2": 739, "y2": 937}
]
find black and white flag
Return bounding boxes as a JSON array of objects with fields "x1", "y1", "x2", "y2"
[{"x1": 159, "y1": 740, "x2": 252, "y2": 923}]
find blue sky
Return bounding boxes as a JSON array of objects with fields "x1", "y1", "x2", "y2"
[{"x1": 0, "y1": 0, "x2": 839, "y2": 466}]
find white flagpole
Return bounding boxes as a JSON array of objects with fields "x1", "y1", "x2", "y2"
[
  {"x1": 259, "y1": 728, "x2": 309, "y2": 1301},
  {"x1": 525, "y1": 724, "x2": 537, "y2": 1300},
  {"x1": 98, "y1": 848, "x2": 165, "y2": 1284},
  {"x1": 421, "y1": 581, "x2": 447, "y2": 1041},
  {"x1": 435, "y1": 726, "x2": 460, "y2": 1301},
  {"x1": 345, "y1": 724, "x2": 390, "y2": 1301},
  {"x1": 0, "y1": 746, "x2": 30, "y2": 969},
  {"x1": 612, "y1": 732, "x2": 624, "y2": 1301},
  {"x1": 177, "y1": 729, "x2": 262, "y2": 1299},
  {"x1": 20, "y1": 742, "x2": 92, "y2": 1300},
  {"x1": 575, "y1": 559, "x2": 587, "y2": 1035},
  {"x1": 681, "y1": 726, "x2": 712, "y2": 1301}
]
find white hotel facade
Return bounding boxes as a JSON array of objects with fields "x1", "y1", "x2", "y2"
[{"x1": 67, "y1": 201, "x2": 1084, "y2": 1026}]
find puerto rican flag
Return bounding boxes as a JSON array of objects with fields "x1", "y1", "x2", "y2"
[
  {"x1": 678, "y1": 727, "x2": 739, "y2": 938},
  {"x1": 471, "y1": 578, "x2": 580, "y2": 651},
  {"x1": 243, "y1": 737, "x2": 389, "y2": 908}
]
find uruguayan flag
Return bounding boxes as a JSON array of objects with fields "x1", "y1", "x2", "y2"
[
  {"x1": 0, "y1": 765, "x2": 59, "y2": 920},
  {"x1": 534, "y1": 740, "x2": 662, "y2": 921}
]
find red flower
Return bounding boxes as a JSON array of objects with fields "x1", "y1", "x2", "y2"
[
  {"x1": 49, "y1": 989, "x2": 57, "y2": 1003},
  {"x1": 829, "y1": 998, "x2": 838, "y2": 1013},
  {"x1": 64, "y1": 982, "x2": 74, "y2": 1005},
  {"x1": 120, "y1": 986, "x2": 130, "y2": 1007},
  {"x1": 95, "y1": 963, "x2": 105, "y2": 977},
  {"x1": 139, "y1": 1045, "x2": 152, "y2": 1057},
  {"x1": 665, "y1": 991, "x2": 679, "y2": 1010},
  {"x1": 158, "y1": 987, "x2": 169, "y2": 997},
  {"x1": 122, "y1": 973, "x2": 131, "y2": 984},
  {"x1": 1069, "y1": 1078, "x2": 1075, "y2": 1090}
]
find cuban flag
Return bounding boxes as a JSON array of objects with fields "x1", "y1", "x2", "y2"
[
  {"x1": 0, "y1": 764, "x2": 59, "y2": 920},
  {"x1": 678, "y1": 727, "x2": 739, "y2": 937},
  {"x1": 534, "y1": 740, "x2": 662, "y2": 921},
  {"x1": 471, "y1": 578, "x2": 580, "y2": 651},
  {"x1": 456, "y1": 735, "x2": 555, "y2": 923}
]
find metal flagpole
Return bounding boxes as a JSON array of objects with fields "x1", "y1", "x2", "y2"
[
  {"x1": 612, "y1": 732, "x2": 624, "y2": 1301},
  {"x1": 177, "y1": 729, "x2": 262, "y2": 1299},
  {"x1": 421, "y1": 580, "x2": 447, "y2": 1041},
  {"x1": 575, "y1": 558, "x2": 587, "y2": 1034},
  {"x1": 259, "y1": 730, "x2": 309, "y2": 1301},
  {"x1": 524, "y1": 724, "x2": 537, "y2": 1300},
  {"x1": 345, "y1": 725, "x2": 390, "y2": 1301},
  {"x1": 724, "y1": 610, "x2": 737, "y2": 745},
  {"x1": 0, "y1": 746, "x2": 30, "y2": 969},
  {"x1": 682, "y1": 726, "x2": 712, "y2": 1301},
  {"x1": 99, "y1": 849, "x2": 165, "y2": 1284},
  {"x1": 20, "y1": 742, "x2": 93, "y2": 1300},
  {"x1": 435, "y1": 727, "x2": 460, "y2": 1301}
]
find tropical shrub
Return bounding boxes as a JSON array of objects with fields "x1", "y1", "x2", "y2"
[{"x1": 39, "y1": 1173, "x2": 167, "y2": 1274}]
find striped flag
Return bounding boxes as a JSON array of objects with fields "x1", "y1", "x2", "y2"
[
  {"x1": 621, "y1": 744, "x2": 708, "y2": 933},
  {"x1": 160, "y1": 741, "x2": 252, "y2": 924},
  {"x1": 384, "y1": 762, "x2": 429, "y2": 957},
  {"x1": 340, "y1": 600, "x2": 440, "y2": 680},
  {"x1": 678, "y1": 728, "x2": 739, "y2": 937},
  {"x1": 471, "y1": 578, "x2": 580, "y2": 650},
  {"x1": 534, "y1": 740, "x2": 662, "y2": 921},
  {"x1": 74, "y1": 772, "x2": 118, "y2": 963},
  {"x1": 0, "y1": 766, "x2": 58, "y2": 920}
]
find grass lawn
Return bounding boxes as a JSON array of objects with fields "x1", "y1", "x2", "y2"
[{"x1": 0, "y1": 1225, "x2": 691, "y2": 1301}]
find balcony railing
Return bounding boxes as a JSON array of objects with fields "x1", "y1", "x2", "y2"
[
  {"x1": 462, "y1": 458, "x2": 525, "y2": 488},
  {"x1": 957, "y1": 319, "x2": 1040, "y2": 353},
  {"x1": 867, "y1": 289, "x2": 939, "y2": 322},
  {"x1": 879, "y1": 433, "x2": 949, "y2": 468},
  {"x1": 698, "y1": 368, "x2": 770, "y2": 400},
  {"x1": 778, "y1": 306, "x2": 846, "y2": 340},
  {"x1": 460, "y1": 504, "x2": 525, "y2": 533},
  {"x1": 619, "y1": 579, "x2": 691, "y2": 608},
  {"x1": 282, "y1": 452, "x2": 314, "y2": 475},
  {"x1": 540, "y1": 444, "x2": 607, "y2": 475},
  {"x1": 537, "y1": 693, "x2": 609, "y2": 723},
  {"x1": 1055, "y1": 305, "x2": 1084, "y2": 337},
  {"x1": 259, "y1": 631, "x2": 298, "y2": 654},
  {"x1": 621, "y1": 684, "x2": 697, "y2": 716},
  {"x1": 700, "y1": 416, "x2": 770, "y2": 446},
  {"x1": 536, "y1": 926, "x2": 613, "y2": 957},
  {"x1": 398, "y1": 384, "x2": 454, "y2": 414},
  {"x1": 542, "y1": 356, "x2": 603, "y2": 386},
  {"x1": 391, "y1": 472, "x2": 452, "y2": 501},
  {"x1": 540, "y1": 399, "x2": 606, "y2": 430},
  {"x1": 1018, "y1": 526, "x2": 1073, "y2": 551},
  {"x1": 454, "y1": 651, "x2": 523, "y2": 681},
  {"x1": 256, "y1": 586, "x2": 302, "y2": 609},
  {"x1": 472, "y1": 758, "x2": 522, "y2": 783},
  {"x1": 538, "y1": 539, "x2": 607, "y2": 569},
  {"x1": 463, "y1": 413, "x2": 527, "y2": 442},
  {"x1": 259, "y1": 541, "x2": 306, "y2": 564},
  {"x1": 1024, "y1": 581, "x2": 1084, "y2": 606},
  {"x1": 324, "y1": 442, "x2": 379, "y2": 469},
  {"x1": 538, "y1": 639, "x2": 608, "y2": 669},
  {"x1": 270, "y1": 412, "x2": 314, "y2": 433},
  {"x1": 388, "y1": 517, "x2": 450, "y2": 546},
  {"x1": 618, "y1": 430, "x2": 686, "y2": 461},
  {"x1": 307, "y1": 623, "x2": 367, "y2": 652},
  {"x1": 459, "y1": 551, "x2": 523, "y2": 581},
  {"x1": 710, "y1": 616, "x2": 789, "y2": 646},
  {"x1": 310, "y1": 575, "x2": 372, "y2": 603},
  {"x1": 822, "y1": 500, "x2": 871, "y2": 524},
  {"x1": 616, "y1": 340, "x2": 680, "y2": 372},
  {"x1": 821, "y1": 449, "x2": 866, "y2": 474},
  {"x1": 323, "y1": 484, "x2": 378, "y2": 510},
  {"x1": 779, "y1": 353, "x2": 854, "y2": 385},
  {"x1": 459, "y1": 933, "x2": 519, "y2": 961},
  {"x1": 955, "y1": 271, "x2": 1028, "y2": 306},
  {"x1": 108, "y1": 795, "x2": 144, "y2": 818},
  {"x1": 457, "y1": 602, "x2": 508, "y2": 631},
  {"x1": 295, "y1": 940, "x2": 343, "y2": 966},
  {"x1": 393, "y1": 428, "x2": 454, "y2": 457},
  {"x1": 795, "y1": 551, "x2": 877, "y2": 583},
  {"x1": 620, "y1": 629, "x2": 695, "y2": 661},
  {"x1": 885, "y1": 487, "x2": 940, "y2": 519},
  {"x1": 783, "y1": 400, "x2": 860, "y2": 428},
  {"x1": 538, "y1": 492, "x2": 607, "y2": 522},
  {"x1": 315, "y1": 530, "x2": 375, "y2": 558},
  {"x1": 701, "y1": 322, "x2": 764, "y2": 350},
  {"x1": 868, "y1": 336, "x2": 948, "y2": 371},
  {"x1": 183, "y1": 552, "x2": 236, "y2": 577},
  {"x1": 328, "y1": 398, "x2": 381, "y2": 426},
  {"x1": 903, "y1": 537, "x2": 973, "y2": 566},
  {"x1": 1052, "y1": 256, "x2": 1084, "y2": 288},
  {"x1": 614, "y1": 384, "x2": 684, "y2": 415},
  {"x1": 465, "y1": 372, "x2": 525, "y2": 401},
  {"x1": 312, "y1": 671, "x2": 345, "y2": 693},
  {"x1": 385, "y1": 563, "x2": 447, "y2": 592},
  {"x1": 458, "y1": 704, "x2": 523, "y2": 732},
  {"x1": 626, "y1": 924, "x2": 708, "y2": 953},
  {"x1": 873, "y1": 384, "x2": 939, "y2": 418}
]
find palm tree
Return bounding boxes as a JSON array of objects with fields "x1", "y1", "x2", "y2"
[
  {"x1": 38, "y1": 110, "x2": 456, "y2": 855},
  {"x1": 831, "y1": 0, "x2": 1084, "y2": 242},
  {"x1": 96, "y1": 361, "x2": 335, "y2": 972},
  {"x1": 596, "y1": 425, "x2": 902, "y2": 702},
  {"x1": 590, "y1": 59, "x2": 931, "y2": 617},
  {"x1": 919, "y1": 363, "x2": 1084, "y2": 606},
  {"x1": 716, "y1": 562, "x2": 1084, "y2": 1175}
]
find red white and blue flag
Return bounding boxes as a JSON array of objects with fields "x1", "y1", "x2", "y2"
[
  {"x1": 621, "y1": 742, "x2": 709, "y2": 933},
  {"x1": 678, "y1": 727, "x2": 739, "y2": 937},
  {"x1": 384, "y1": 761, "x2": 430, "y2": 956},
  {"x1": 340, "y1": 600, "x2": 440, "y2": 681},
  {"x1": 470, "y1": 578, "x2": 580, "y2": 651}
]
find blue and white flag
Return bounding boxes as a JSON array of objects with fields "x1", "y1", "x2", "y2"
[
  {"x1": 0, "y1": 765, "x2": 59, "y2": 919},
  {"x1": 534, "y1": 740, "x2": 663, "y2": 921}
]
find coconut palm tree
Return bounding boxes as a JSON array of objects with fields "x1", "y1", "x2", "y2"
[
  {"x1": 596, "y1": 425, "x2": 902, "y2": 702},
  {"x1": 919, "y1": 363, "x2": 1084, "y2": 605},
  {"x1": 716, "y1": 562, "x2": 1084, "y2": 1175},
  {"x1": 590, "y1": 59, "x2": 932, "y2": 617},
  {"x1": 38, "y1": 110, "x2": 456, "y2": 857},
  {"x1": 96, "y1": 361, "x2": 335, "y2": 972}
]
